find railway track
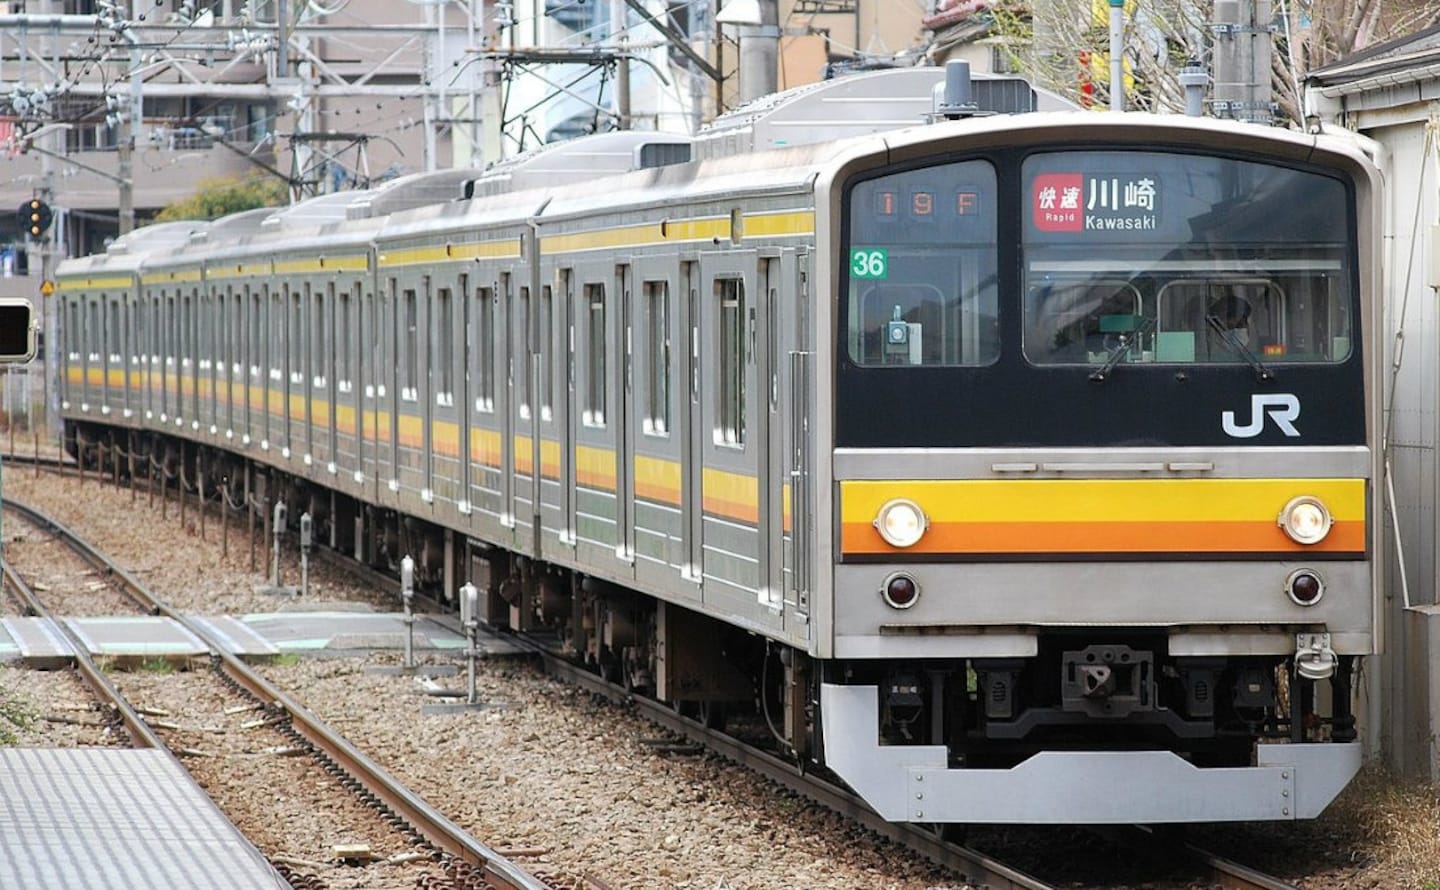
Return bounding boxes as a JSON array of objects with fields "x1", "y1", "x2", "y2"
[
  {"x1": 1, "y1": 495, "x2": 561, "y2": 890},
  {"x1": 3, "y1": 453, "x2": 1310, "y2": 888}
]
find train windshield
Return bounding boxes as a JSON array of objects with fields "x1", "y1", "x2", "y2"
[
  {"x1": 1021, "y1": 151, "x2": 1353, "y2": 368},
  {"x1": 844, "y1": 160, "x2": 999, "y2": 367}
]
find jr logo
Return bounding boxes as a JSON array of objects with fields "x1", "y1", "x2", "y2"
[{"x1": 1222, "y1": 393, "x2": 1301, "y2": 438}]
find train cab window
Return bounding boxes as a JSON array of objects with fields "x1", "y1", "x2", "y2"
[
  {"x1": 1022, "y1": 150, "x2": 1354, "y2": 367},
  {"x1": 843, "y1": 159, "x2": 998, "y2": 367}
]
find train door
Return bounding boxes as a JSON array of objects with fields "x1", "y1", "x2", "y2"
[
  {"x1": 303, "y1": 280, "x2": 316, "y2": 464},
  {"x1": 785, "y1": 252, "x2": 812, "y2": 625},
  {"x1": 549, "y1": 267, "x2": 577, "y2": 555},
  {"x1": 126, "y1": 291, "x2": 141, "y2": 422},
  {"x1": 429, "y1": 274, "x2": 461, "y2": 511},
  {"x1": 571, "y1": 260, "x2": 632, "y2": 577},
  {"x1": 420, "y1": 275, "x2": 435, "y2": 505},
  {"x1": 104, "y1": 293, "x2": 119, "y2": 417},
  {"x1": 535, "y1": 268, "x2": 573, "y2": 560},
  {"x1": 760, "y1": 254, "x2": 785, "y2": 616},
  {"x1": 698, "y1": 250, "x2": 777, "y2": 631},
  {"x1": 467, "y1": 279, "x2": 505, "y2": 538},
  {"x1": 506, "y1": 275, "x2": 536, "y2": 548},
  {"x1": 500, "y1": 271, "x2": 522, "y2": 544},
  {"x1": 617, "y1": 263, "x2": 634, "y2": 569},
  {"x1": 326, "y1": 281, "x2": 343, "y2": 474},
  {"x1": 629, "y1": 257, "x2": 687, "y2": 595},
  {"x1": 680, "y1": 260, "x2": 702, "y2": 586},
  {"x1": 453, "y1": 274, "x2": 470, "y2": 514},
  {"x1": 382, "y1": 277, "x2": 401, "y2": 507}
]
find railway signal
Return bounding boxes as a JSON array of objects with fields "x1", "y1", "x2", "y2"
[{"x1": 17, "y1": 198, "x2": 52, "y2": 239}]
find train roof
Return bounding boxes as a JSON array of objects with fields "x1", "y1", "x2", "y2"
[{"x1": 693, "y1": 66, "x2": 1074, "y2": 159}]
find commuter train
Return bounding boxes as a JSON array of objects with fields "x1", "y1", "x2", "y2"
[{"x1": 57, "y1": 65, "x2": 1381, "y2": 823}]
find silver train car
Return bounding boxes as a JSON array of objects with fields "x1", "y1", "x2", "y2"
[{"x1": 58, "y1": 67, "x2": 1381, "y2": 824}]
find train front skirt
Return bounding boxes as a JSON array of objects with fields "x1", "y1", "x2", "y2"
[{"x1": 821, "y1": 683, "x2": 1362, "y2": 823}]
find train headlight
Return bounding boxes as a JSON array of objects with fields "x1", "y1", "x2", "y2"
[
  {"x1": 874, "y1": 498, "x2": 927, "y2": 548},
  {"x1": 1278, "y1": 496, "x2": 1332, "y2": 545},
  {"x1": 881, "y1": 572, "x2": 920, "y2": 609}
]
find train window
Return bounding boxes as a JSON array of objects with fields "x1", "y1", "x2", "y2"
[
  {"x1": 844, "y1": 158, "x2": 998, "y2": 367},
  {"x1": 583, "y1": 283, "x2": 605, "y2": 427},
  {"x1": 249, "y1": 288, "x2": 262, "y2": 380},
  {"x1": 402, "y1": 288, "x2": 418, "y2": 401},
  {"x1": 339, "y1": 284, "x2": 355, "y2": 393},
  {"x1": 476, "y1": 286, "x2": 495, "y2": 413},
  {"x1": 435, "y1": 286, "x2": 454, "y2": 405},
  {"x1": 1022, "y1": 150, "x2": 1354, "y2": 366},
  {"x1": 314, "y1": 283, "x2": 327, "y2": 390},
  {"x1": 716, "y1": 277, "x2": 745, "y2": 447},
  {"x1": 643, "y1": 279, "x2": 670, "y2": 436},
  {"x1": 539, "y1": 285, "x2": 553, "y2": 420},
  {"x1": 518, "y1": 286, "x2": 531, "y2": 419},
  {"x1": 107, "y1": 299, "x2": 120, "y2": 365},
  {"x1": 290, "y1": 285, "x2": 304, "y2": 384}
]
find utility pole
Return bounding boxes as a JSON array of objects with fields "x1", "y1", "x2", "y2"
[
  {"x1": 610, "y1": 0, "x2": 631, "y2": 129},
  {"x1": 1212, "y1": 0, "x2": 1273, "y2": 125}
]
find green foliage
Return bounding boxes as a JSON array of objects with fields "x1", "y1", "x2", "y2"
[
  {"x1": 0, "y1": 690, "x2": 37, "y2": 745},
  {"x1": 154, "y1": 175, "x2": 287, "y2": 223}
]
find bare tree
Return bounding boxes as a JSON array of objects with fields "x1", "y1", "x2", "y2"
[{"x1": 976, "y1": 0, "x2": 1440, "y2": 124}]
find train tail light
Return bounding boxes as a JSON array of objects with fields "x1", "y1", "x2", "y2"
[
  {"x1": 1285, "y1": 569, "x2": 1325, "y2": 606},
  {"x1": 881, "y1": 572, "x2": 920, "y2": 609}
]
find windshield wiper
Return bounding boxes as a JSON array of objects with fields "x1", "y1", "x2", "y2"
[
  {"x1": 1088, "y1": 316, "x2": 1155, "y2": 383},
  {"x1": 1204, "y1": 315, "x2": 1275, "y2": 381}
]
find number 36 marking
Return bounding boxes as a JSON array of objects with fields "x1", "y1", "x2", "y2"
[{"x1": 850, "y1": 248, "x2": 888, "y2": 279}]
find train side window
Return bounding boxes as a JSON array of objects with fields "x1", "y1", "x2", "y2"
[
  {"x1": 517, "y1": 285, "x2": 531, "y2": 419},
  {"x1": 583, "y1": 282, "x2": 606, "y2": 427},
  {"x1": 338, "y1": 283, "x2": 355, "y2": 394},
  {"x1": 716, "y1": 277, "x2": 745, "y2": 447},
  {"x1": 402, "y1": 287, "x2": 418, "y2": 402},
  {"x1": 643, "y1": 279, "x2": 670, "y2": 436},
  {"x1": 539, "y1": 284, "x2": 553, "y2": 421},
  {"x1": 435, "y1": 285, "x2": 454, "y2": 406},
  {"x1": 476, "y1": 286, "x2": 495, "y2": 412},
  {"x1": 314, "y1": 282, "x2": 328, "y2": 390}
]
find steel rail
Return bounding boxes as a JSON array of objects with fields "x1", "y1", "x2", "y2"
[
  {"x1": 0, "y1": 496, "x2": 554, "y2": 890},
  {"x1": 515, "y1": 634, "x2": 1057, "y2": 890},
  {"x1": 1108, "y1": 825, "x2": 1300, "y2": 890},
  {"x1": 0, "y1": 559, "x2": 164, "y2": 749}
]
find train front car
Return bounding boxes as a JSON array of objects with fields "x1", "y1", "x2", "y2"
[{"x1": 814, "y1": 115, "x2": 1380, "y2": 824}]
